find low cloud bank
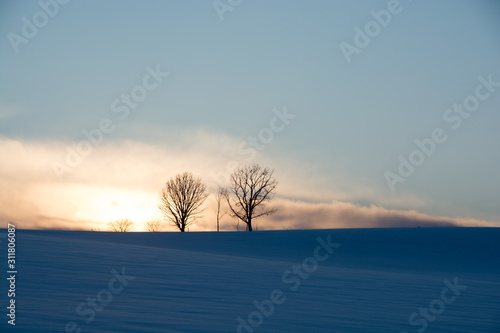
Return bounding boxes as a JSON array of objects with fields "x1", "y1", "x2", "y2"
[
  {"x1": 1, "y1": 137, "x2": 497, "y2": 231},
  {"x1": 250, "y1": 199, "x2": 496, "y2": 230}
]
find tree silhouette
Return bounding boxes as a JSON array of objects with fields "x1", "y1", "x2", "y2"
[
  {"x1": 159, "y1": 172, "x2": 208, "y2": 232},
  {"x1": 224, "y1": 164, "x2": 278, "y2": 231},
  {"x1": 214, "y1": 186, "x2": 226, "y2": 232},
  {"x1": 145, "y1": 219, "x2": 162, "y2": 232},
  {"x1": 108, "y1": 218, "x2": 134, "y2": 232}
]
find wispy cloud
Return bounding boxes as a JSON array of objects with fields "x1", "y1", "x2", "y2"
[{"x1": 0, "y1": 105, "x2": 22, "y2": 120}]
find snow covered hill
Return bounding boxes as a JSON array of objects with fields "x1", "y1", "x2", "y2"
[{"x1": 2, "y1": 228, "x2": 499, "y2": 332}]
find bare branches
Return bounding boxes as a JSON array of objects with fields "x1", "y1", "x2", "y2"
[
  {"x1": 145, "y1": 219, "x2": 162, "y2": 232},
  {"x1": 215, "y1": 186, "x2": 226, "y2": 232},
  {"x1": 108, "y1": 218, "x2": 134, "y2": 232},
  {"x1": 159, "y1": 172, "x2": 208, "y2": 232},
  {"x1": 224, "y1": 164, "x2": 278, "y2": 231}
]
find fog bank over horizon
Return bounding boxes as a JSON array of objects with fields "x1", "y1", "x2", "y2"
[{"x1": 1, "y1": 137, "x2": 497, "y2": 232}]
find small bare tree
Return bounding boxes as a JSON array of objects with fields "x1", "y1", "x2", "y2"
[
  {"x1": 159, "y1": 172, "x2": 208, "y2": 232},
  {"x1": 108, "y1": 218, "x2": 134, "y2": 232},
  {"x1": 224, "y1": 164, "x2": 278, "y2": 231},
  {"x1": 214, "y1": 186, "x2": 226, "y2": 232},
  {"x1": 145, "y1": 219, "x2": 162, "y2": 232}
]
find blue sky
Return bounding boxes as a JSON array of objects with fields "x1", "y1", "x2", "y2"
[{"x1": 1, "y1": 0, "x2": 499, "y2": 230}]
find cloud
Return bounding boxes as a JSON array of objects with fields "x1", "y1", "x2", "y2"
[
  {"x1": 0, "y1": 106, "x2": 22, "y2": 120},
  {"x1": 250, "y1": 199, "x2": 497, "y2": 230},
  {"x1": 0, "y1": 135, "x2": 498, "y2": 231}
]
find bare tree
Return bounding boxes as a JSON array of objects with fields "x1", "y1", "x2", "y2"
[
  {"x1": 224, "y1": 164, "x2": 278, "y2": 231},
  {"x1": 108, "y1": 218, "x2": 134, "y2": 232},
  {"x1": 214, "y1": 186, "x2": 226, "y2": 232},
  {"x1": 145, "y1": 219, "x2": 162, "y2": 232},
  {"x1": 159, "y1": 172, "x2": 208, "y2": 232}
]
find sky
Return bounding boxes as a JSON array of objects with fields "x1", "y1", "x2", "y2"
[{"x1": 0, "y1": 0, "x2": 499, "y2": 231}]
